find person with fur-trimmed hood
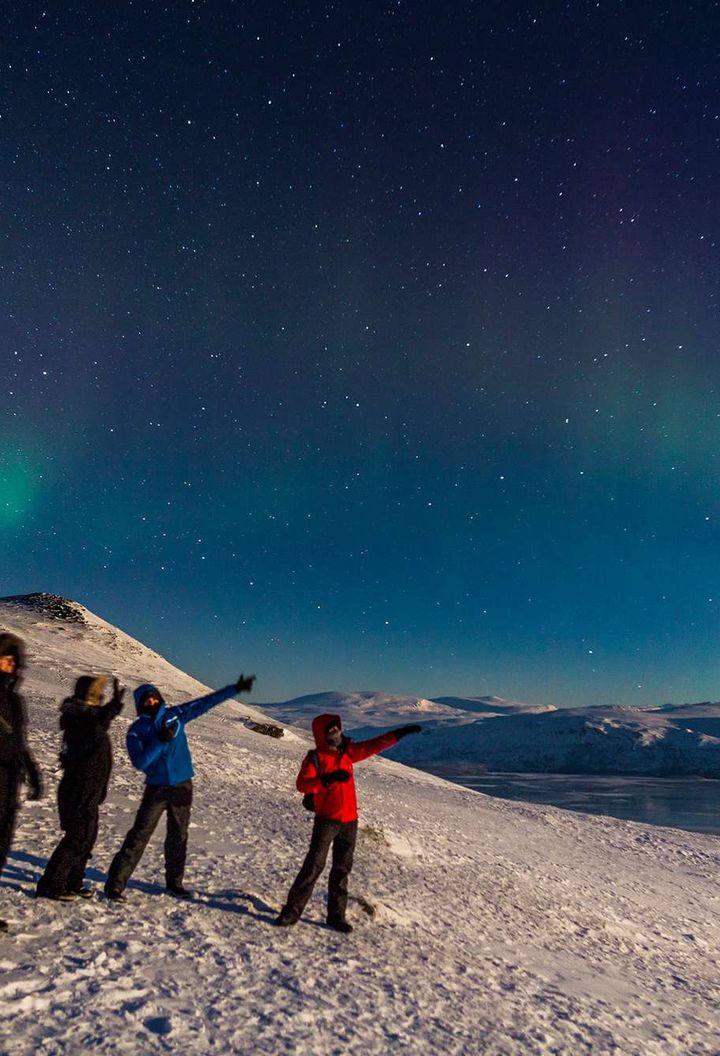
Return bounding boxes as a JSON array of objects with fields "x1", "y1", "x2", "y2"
[
  {"x1": 104, "y1": 674, "x2": 255, "y2": 901},
  {"x1": 0, "y1": 632, "x2": 43, "y2": 931},
  {"x1": 36, "y1": 675, "x2": 125, "y2": 902},
  {"x1": 275, "y1": 714, "x2": 421, "y2": 933}
]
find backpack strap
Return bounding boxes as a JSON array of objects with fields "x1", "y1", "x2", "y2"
[{"x1": 301, "y1": 749, "x2": 322, "y2": 812}]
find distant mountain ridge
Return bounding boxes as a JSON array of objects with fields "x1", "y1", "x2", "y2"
[
  {"x1": 4, "y1": 593, "x2": 719, "y2": 778},
  {"x1": 260, "y1": 690, "x2": 554, "y2": 725},
  {"x1": 260, "y1": 693, "x2": 720, "y2": 778}
]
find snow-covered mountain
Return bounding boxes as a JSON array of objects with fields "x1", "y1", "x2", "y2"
[
  {"x1": 2, "y1": 593, "x2": 720, "y2": 1054},
  {"x1": 390, "y1": 702, "x2": 720, "y2": 776},
  {"x1": 262, "y1": 692, "x2": 720, "y2": 777},
  {"x1": 258, "y1": 689, "x2": 554, "y2": 742},
  {"x1": 432, "y1": 694, "x2": 557, "y2": 716},
  {"x1": 261, "y1": 689, "x2": 553, "y2": 733}
]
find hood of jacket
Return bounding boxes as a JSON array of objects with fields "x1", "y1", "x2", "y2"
[
  {"x1": 311, "y1": 712, "x2": 342, "y2": 749},
  {"x1": 73, "y1": 674, "x2": 108, "y2": 706},
  {"x1": 60, "y1": 696, "x2": 113, "y2": 732},
  {"x1": 0, "y1": 631, "x2": 25, "y2": 691},
  {"x1": 133, "y1": 683, "x2": 166, "y2": 715},
  {"x1": 0, "y1": 632, "x2": 25, "y2": 673}
]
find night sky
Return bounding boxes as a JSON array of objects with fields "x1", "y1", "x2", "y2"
[{"x1": 2, "y1": 3, "x2": 720, "y2": 707}]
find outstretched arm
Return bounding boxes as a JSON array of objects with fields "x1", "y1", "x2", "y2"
[
  {"x1": 175, "y1": 674, "x2": 255, "y2": 724},
  {"x1": 347, "y1": 725, "x2": 422, "y2": 764},
  {"x1": 346, "y1": 731, "x2": 400, "y2": 764}
]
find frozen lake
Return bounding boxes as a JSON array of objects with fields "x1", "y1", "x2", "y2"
[{"x1": 433, "y1": 770, "x2": 720, "y2": 836}]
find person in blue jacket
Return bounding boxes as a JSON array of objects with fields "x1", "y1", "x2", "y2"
[{"x1": 104, "y1": 674, "x2": 255, "y2": 901}]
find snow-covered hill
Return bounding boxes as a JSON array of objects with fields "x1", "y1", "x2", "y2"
[
  {"x1": 260, "y1": 691, "x2": 556, "y2": 742},
  {"x1": 2, "y1": 594, "x2": 720, "y2": 1054},
  {"x1": 432, "y1": 694, "x2": 557, "y2": 716},
  {"x1": 263, "y1": 691, "x2": 720, "y2": 777},
  {"x1": 389, "y1": 703, "x2": 720, "y2": 776}
]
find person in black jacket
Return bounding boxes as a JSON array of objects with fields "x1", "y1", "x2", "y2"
[
  {"x1": 0, "y1": 632, "x2": 43, "y2": 930},
  {"x1": 36, "y1": 675, "x2": 125, "y2": 901}
]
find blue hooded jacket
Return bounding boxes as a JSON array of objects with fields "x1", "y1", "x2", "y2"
[{"x1": 127, "y1": 682, "x2": 237, "y2": 786}]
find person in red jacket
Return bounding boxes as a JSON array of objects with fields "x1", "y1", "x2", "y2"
[{"x1": 275, "y1": 713, "x2": 421, "y2": 932}]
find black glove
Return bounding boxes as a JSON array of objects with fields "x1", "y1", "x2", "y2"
[
  {"x1": 320, "y1": 770, "x2": 351, "y2": 787},
  {"x1": 111, "y1": 677, "x2": 126, "y2": 707},
  {"x1": 23, "y1": 755, "x2": 43, "y2": 801},
  {"x1": 392, "y1": 724, "x2": 422, "y2": 740},
  {"x1": 235, "y1": 674, "x2": 256, "y2": 694},
  {"x1": 158, "y1": 715, "x2": 180, "y2": 742}
]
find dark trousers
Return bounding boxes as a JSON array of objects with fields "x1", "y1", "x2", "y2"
[
  {"x1": 37, "y1": 777, "x2": 101, "y2": 896},
  {"x1": 283, "y1": 817, "x2": 358, "y2": 923},
  {"x1": 0, "y1": 765, "x2": 20, "y2": 878},
  {"x1": 106, "y1": 780, "x2": 193, "y2": 893}
]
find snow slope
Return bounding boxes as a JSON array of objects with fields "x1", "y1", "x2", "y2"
[
  {"x1": 2, "y1": 594, "x2": 720, "y2": 1055},
  {"x1": 262, "y1": 692, "x2": 720, "y2": 777}
]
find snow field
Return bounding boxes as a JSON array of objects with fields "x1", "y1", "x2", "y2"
[{"x1": 1, "y1": 600, "x2": 720, "y2": 1054}]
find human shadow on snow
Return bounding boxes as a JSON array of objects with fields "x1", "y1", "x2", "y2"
[
  {"x1": 197, "y1": 888, "x2": 278, "y2": 924},
  {"x1": 2, "y1": 848, "x2": 56, "y2": 890},
  {"x1": 3, "y1": 848, "x2": 114, "y2": 886},
  {"x1": 2, "y1": 850, "x2": 278, "y2": 923}
]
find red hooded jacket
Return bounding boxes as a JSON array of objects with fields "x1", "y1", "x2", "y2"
[{"x1": 296, "y1": 713, "x2": 400, "y2": 823}]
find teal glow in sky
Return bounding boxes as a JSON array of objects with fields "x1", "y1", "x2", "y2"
[{"x1": 2, "y1": 3, "x2": 720, "y2": 707}]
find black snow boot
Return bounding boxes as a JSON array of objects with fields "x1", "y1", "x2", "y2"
[
  {"x1": 104, "y1": 885, "x2": 126, "y2": 902},
  {"x1": 166, "y1": 882, "x2": 193, "y2": 899},
  {"x1": 327, "y1": 918, "x2": 353, "y2": 933},
  {"x1": 274, "y1": 909, "x2": 299, "y2": 927}
]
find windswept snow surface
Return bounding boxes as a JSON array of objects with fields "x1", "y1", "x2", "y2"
[{"x1": 2, "y1": 596, "x2": 720, "y2": 1054}]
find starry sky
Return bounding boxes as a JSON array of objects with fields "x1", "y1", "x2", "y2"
[{"x1": 2, "y1": 2, "x2": 720, "y2": 707}]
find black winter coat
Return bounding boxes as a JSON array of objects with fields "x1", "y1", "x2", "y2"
[
  {"x1": 0, "y1": 676, "x2": 41, "y2": 794},
  {"x1": 59, "y1": 694, "x2": 124, "y2": 803},
  {"x1": 0, "y1": 681, "x2": 26, "y2": 767}
]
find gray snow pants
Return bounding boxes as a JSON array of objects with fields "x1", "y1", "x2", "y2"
[
  {"x1": 282, "y1": 817, "x2": 358, "y2": 923},
  {"x1": 105, "y1": 779, "x2": 193, "y2": 893}
]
